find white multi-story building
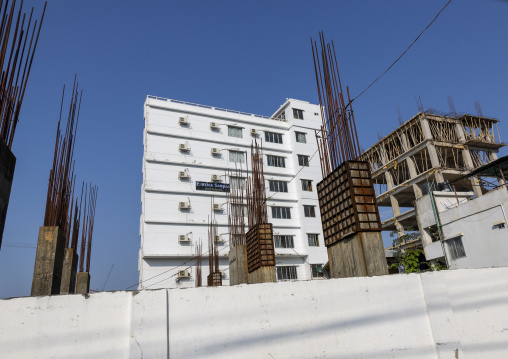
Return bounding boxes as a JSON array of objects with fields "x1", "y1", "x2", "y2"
[{"x1": 139, "y1": 96, "x2": 328, "y2": 289}]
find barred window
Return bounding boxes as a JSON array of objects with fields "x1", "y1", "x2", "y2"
[
  {"x1": 229, "y1": 150, "x2": 245, "y2": 163},
  {"x1": 267, "y1": 155, "x2": 286, "y2": 168},
  {"x1": 447, "y1": 237, "x2": 466, "y2": 260},
  {"x1": 293, "y1": 109, "x2": 304, "y2": 120},
  {"x1": 276, "y1": 266, "x2": 298, "y2": 281},
  {"x1": 308, "y1": 234, "x2": 319, "y2": 247},
  {"x1": 311, "y1": 264, "x2": 324, "y2": 278},
  {"x1": 230, "y1": 176, "x2": 246, "y2": 190},
  {"x1": 295, "y1": 132, "x2": 306, "y2": 143},
  {"x1": 301, "y1": 179, "x2": 313, "y2": 191},
  {"x1": 265, "y1": 131, "x2": 283, "y2": 144},
  {"x1": 228, "y1": 126, "x2": 243, "y2": 138},
  {"x1": 272, "y1": 206, "x2": 291, "y2": 219},
  {"x1": 304, "y1": 205, "x2": 316, "y2": 217},
  {"x1": 274, "y1": 235, "x2": 294, "y2": 248},
  {"x1": 298, "y1": 155, "x2": 309, "y2": 167},
  {"x1": 268, "y1": 180, "x2": 288, "y2": 192}
]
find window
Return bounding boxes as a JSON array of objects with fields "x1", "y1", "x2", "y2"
[
  {"x1": 272, "y1": 206, "x2": 291, "y2": 219},
  {"x1": 230, "y1": 204, "x2": 247, "y2": 217},
  {"x1": 295, "y1": 132, "x2": 306, "y2": 143},
  {"x1": 229, "y1": 150, "x2": 245, "y2": 163},
  {"x1": 293, "y1": 109, "x2": 304, "y2": 120},
  {"x1": 230, "y1": 176, "x2": 246, "y2": 190},
  {"x1": 228, "y1": 126, "x2": 242, "y2": 138},
  {"x1": 301, "y1": 179, "x2": 313, "y2": 192},
  {"x1": 308, "y1": 234, "x2": 319, "y2": 247},
  {"x1": 311, "y1": 264, "x2": 324, "y2": 278},
  {"x1": 274, "y1": 235, "x2": 294, "y2": 248},
  {"x1": 304, "y1": 205, "x2": 316, "y2": 217},
  {"x1": 447, "y1": 237, "x2": 466, "y2": 260},
  {"x1": 279, "y1": 112, "x2": 286, "y2": 120},
  {"x1": 276, "y1": 266, "x2": 298, "y2": 281},
  {"x1": 265, "y1": 131, "x2": 283, "y2": 144},
  {"x1": 268, "y1": 180, "x2": 288, "y2": 192},
  {"x1": 298, "y1": 155, "x2": 309, "y2": 167},
  {"x1": 267, "y1": 155, "x2": 285, "y2": 168}
]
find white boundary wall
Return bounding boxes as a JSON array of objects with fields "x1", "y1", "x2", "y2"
[{"x1": 2, "y1": 267, "x2": 508, "y2": 358}]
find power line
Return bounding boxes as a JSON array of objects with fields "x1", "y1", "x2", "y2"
[{"x1": 351, "y1": 0, "x2": 453, "y2": 103}]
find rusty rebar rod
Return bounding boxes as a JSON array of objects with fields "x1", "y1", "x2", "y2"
[
  {"x1": 311, "y1": 31, "x2": 361, "y2": 176},
  {"x1": 0, "y1": 0, "x2": 46, "y2": 149}
]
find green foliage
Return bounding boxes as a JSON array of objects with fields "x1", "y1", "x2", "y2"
[{"x1": 389, "y1": 226, "x2": 425, "y2": 273}]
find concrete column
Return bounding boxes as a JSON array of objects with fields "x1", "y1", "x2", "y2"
[
  {"x1": 420, "y1": 116, "x2": 434, "y2": 140},
  {"x1": 31, "y1": 226, "x2": 66, "y2": 297},
  {"x1": 76, "y1": 272, "x2": 90, "y2": 294},
  {"x1": 247, "y1": 266, "x2": 276, "y2": 284},
  {"x1": 207, "y1": 272, "x2": 222, "y2": 287},
  {"x1": 384, "y1": 170, "x2": 404, "y2": 235},
  {"x1": 246, "y1": 223, "x2": 276, "y2": 284},
  {"x1": 460, "y1": 146, "x2": 483, "y2": 197},
  {"x1": 0, "y1": 138, "x2": 16, "y2": 248},
  {"x1": 60, "y1": 248, "x2": 78, "y2": 294},
  {"x1": 454, "y1": 122, "x2": 483, "y2": 196},
  {"x1": 327, "y1": 231, "x2": 388, "y2": 278},
  {"x1": 406, "y1": 157, "x2": 423, "y2": 199},
  {"x1": 229, "y1": 244, "x2": 248, "y2": 285}
]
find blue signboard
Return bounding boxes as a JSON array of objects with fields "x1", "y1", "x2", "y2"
[{"x1": 196, "y1": 181, "x2": 230, "y2": 192}]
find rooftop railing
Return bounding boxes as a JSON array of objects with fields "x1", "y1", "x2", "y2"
[{"x1": 147, "y1": 95, "x2": 287, "y2": 122}]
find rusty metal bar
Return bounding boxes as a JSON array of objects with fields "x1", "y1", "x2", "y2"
[{"x1": 0, "y1": 1, "x2": 47, "y2": 149}]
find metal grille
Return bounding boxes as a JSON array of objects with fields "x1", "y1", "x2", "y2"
[
  {"x1": 317, "y1": 160, "x2": 381, "y2": 247},
  {"x1": 246, "y1": 223, "x2": 275, "y2": 273}
]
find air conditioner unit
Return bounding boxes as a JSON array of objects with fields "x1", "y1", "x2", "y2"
[
  {"x1": 178, "y1": 170, "x2": 189, "y2": 179},
  {"x1": 210, "y1": 148, "x2": 220, "y2": 155},
  {"x1": 178, "y1": 234, "x2": 190, "y2": 242},
  {"x1": 250, "y1": 128, "x2": 259, "y2": 136},
  {"x1": 214, "y1": 235, "x2": 223, "y2": 243},
  {"x1": 210, "y1": 122, "x2": 219, "y2": 130},
  {"x1": 178, "y1": 269, "x2": 190, "y2": 278},
  {"x1": 179, "y1": 143, "x2": 190, "y2": 152},
  {"x1": 179, "y1": 201, "x2": 191, "y2": 210},
  {"x1": 178, "y1": 116, "x2": 189, "y2": 125},
  {"x1": 213, "y1": 204, "x2": 222, "y2": 211},
  {"x1": 211, "y1": 174, "x2": 221, "y2": 182}
]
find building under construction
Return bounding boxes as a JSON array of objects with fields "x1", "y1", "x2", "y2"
[{"x1": 360, "y1": 110, "x2": 505, "y2": 248}]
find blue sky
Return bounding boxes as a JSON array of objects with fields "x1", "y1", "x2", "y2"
[{"x1": 0, "y1": 0, "x2": 506, "y2": 298}]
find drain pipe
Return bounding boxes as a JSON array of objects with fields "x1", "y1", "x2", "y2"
[{"x1": 426, "y1": 174, "x2": 450, "y2": 269}]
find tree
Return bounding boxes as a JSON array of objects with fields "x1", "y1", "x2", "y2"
[{"x1": 388, "y1": 227, "x2": 425, "y2": 273}]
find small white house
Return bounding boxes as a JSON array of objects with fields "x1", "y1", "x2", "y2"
[{"x1": 416, "y1": 186, "x2": 508, "y2": 269}]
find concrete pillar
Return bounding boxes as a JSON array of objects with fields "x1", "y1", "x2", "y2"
[
  {"x1": 327, "y1": 231, "x2": 388, "y2": 278},
  {"x1": 0, "y1": 138, "x2": 16, "y2": 249},
  {"x1": 455, "y1": 122, "x2": 483, "y2": 196},
  {"x1": 246, "y1": 223, "x2": 276, "y2": 284},
  {"x1": 60, "y1": 248, "x2": 78, "y2": 294},
  {"x1": 76, "y1": 272, "x2": 90, "y2": 294},
  {"x1": 228, "y1": 244, "x2": 248, "y2": 285},
  {"x1": 406, "y1": 157, "x2": 423, "y2": 199},
  {"x1": 384, "y1": 170, "x2": 404, "y2": 235},
  {"x1": 207, "y1": 272, "x2": 222, "y2": 287},
  {"x1": 247, "y1": 266, "x2": 276, "y2": 284},
  {"x1": 420, "y1": 116, "x2": 434, "y2": 140},
  {"x1": 31, "y1": 226, "x2": 66, "y2": 296}
]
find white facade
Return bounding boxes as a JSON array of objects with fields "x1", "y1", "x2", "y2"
[
  {"x1": 140, "y1": 96, "x2": 328, "y2": 289},
  {"x1": 416, "y1": 186, "x2": 508, "y2": 269}
]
